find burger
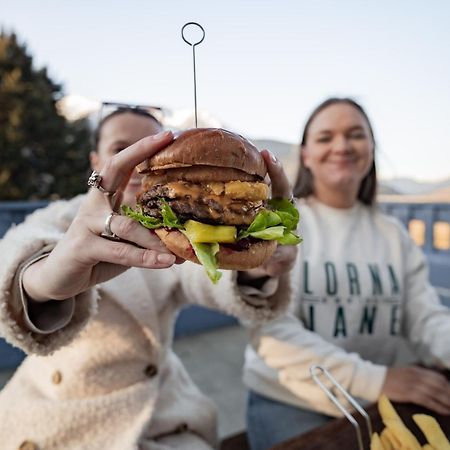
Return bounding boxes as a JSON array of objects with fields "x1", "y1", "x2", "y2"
[{"x1": 123, "y1": 128, "x2": 300, "y2": 283}]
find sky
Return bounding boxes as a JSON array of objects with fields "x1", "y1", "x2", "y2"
[{"x1": 1, "y1": 0, "x2": 450, "y2": 181}]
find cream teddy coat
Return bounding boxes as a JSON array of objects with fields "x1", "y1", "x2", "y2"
[{"x1": 0, "y1": 196, "x2": 290, "y2": 450}]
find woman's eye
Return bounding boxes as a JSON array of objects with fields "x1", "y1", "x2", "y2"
[
  {"x1": 317, "y1": 136, "x2": 331, "y2": 143},
  {"x1": 112, "y1": 147, "x2": 125, "y2": 154},
  {"x1": 349, "y1": 132, "x2": 366, "y2": 140}
]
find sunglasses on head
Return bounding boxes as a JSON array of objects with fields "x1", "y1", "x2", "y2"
[{"x1": 99, "y1": 101, "x2": 165, "y2": 125}]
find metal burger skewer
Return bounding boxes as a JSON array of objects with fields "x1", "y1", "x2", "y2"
[
  {"x1": 310, "y1": 365, "x2": 373, "y2": 450},
  {"x1": 181, "y1": 22, "x2": 205, "y2": 128}
]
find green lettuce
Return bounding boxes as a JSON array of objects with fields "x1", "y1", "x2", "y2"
[
  {"x1": 122, "y1": 201, "x2": 183, "y2": 230},
  {"x1": 238, "y1": 198, "x2": 302, "y2": 245},
  {"x1": 188, "y1": 240, "x2": 222, "y2": 284},
  {"x1": 268, "y1": 198, "x2": 299, "y2": 231},
  {"x1": 159, "y1": 199, "x2": 183, "y2": 229},
  {"x1": 121, "y1": 205, "x2": 163, "y2": 229}
]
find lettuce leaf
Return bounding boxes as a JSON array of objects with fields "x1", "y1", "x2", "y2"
[
  {"x1": 267, "y1": 198, "x2": 300, "y2": 231},
  {"x1": 121, "y1": 205, "x2": 164, "y2": 229},
  {"x1": 238, "y1": 198, "x2": 301, "y2": 245},
  {"x1": 159, "y1": 199, "x2": 183, "y2": 229},
  {"x1": 188, "y1": 240, "x2": 222, "y2": 284},
  {"x1": 244, "y1": 225, "x2": 285, "y2": 240},
  {"x1": 277, "y1": 231, "x2": 302, "y2": 245},
  {"x1": 246, "y1": 210, "x2": 281, "y2": 233},
  {"x1": 122, "y1": 202, "x2": 183, "y2": 230}
]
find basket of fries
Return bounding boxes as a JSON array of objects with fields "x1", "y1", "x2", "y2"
[{"x1": 271, "y1": 366, "x2": 450, "y2": 450}]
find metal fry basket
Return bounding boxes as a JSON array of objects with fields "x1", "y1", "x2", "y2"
[{"x1": 310, "y1": 365, "x2": 373, "y2": 450}]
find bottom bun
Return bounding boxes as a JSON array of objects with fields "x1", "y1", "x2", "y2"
[{"x1": 155, "y1": 228, "x2": 277, "y2": 270}]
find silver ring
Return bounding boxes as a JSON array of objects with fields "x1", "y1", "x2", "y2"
[
  {"x1": 87, "y1": 170, "x2": 116, "y2": 197},
  {"x1": 100, "y1": 212, "x2": 122, "y2": 241}
]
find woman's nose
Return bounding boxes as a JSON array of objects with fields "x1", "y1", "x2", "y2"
[{"x1": 331, "y1": 135, "x2": 351, "y2": 153}]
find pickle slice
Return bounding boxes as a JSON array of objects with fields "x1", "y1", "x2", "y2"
[{"x1": 184, "y1": 220, "x2": 237, "y2": 243}]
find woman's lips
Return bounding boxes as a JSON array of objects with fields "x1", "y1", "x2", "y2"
[{"x1": 327, "y1": 157, "x2": 358, "y2": 165}]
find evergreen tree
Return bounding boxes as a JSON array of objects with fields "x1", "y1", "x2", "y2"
[{"x1": 0, "y1": 31, "x2": 92, "y2": 200}]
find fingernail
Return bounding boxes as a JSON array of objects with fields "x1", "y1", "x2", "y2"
[
  {"x1": 157, "y1": 253, "x2": 176, "y2": 264},
  {"x1": 152, "y1": 130, "x2": 172, "y2": 140},
  {"x1": 268, "y1": 150, "x2": 278, "y2": 163}
]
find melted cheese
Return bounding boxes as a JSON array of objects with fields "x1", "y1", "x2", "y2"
[{"x1": 165, "y1": 181, "x2": 269, "y2": 201}]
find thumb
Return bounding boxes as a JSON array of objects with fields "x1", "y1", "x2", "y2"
[{"x1": 261, "y1": 149, "x2": 292, "y2": 199}]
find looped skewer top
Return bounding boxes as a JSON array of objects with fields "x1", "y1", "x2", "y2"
[
  {"x1": 181, "y1": 22, "x2": 205, "y2": 47},
  {"x1": 181, "y1": 22, "x2": 205, "y2": 128},
  {"x1": 310, "y1": 365, "x2": 373, "y2": 450}
]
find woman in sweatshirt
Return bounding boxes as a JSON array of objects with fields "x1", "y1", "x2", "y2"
[
  {"x1": 244, "y1": 98, "x2": 450, "y2": 450},
  {"x1": 0, "y1": 105, "x2": 296, "y2": 450}
]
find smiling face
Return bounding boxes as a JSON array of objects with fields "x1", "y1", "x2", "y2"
[
  {"x1": 302, "y1": 103, "x2": 374, "y2": 205},
  {"x1": 90, "y1": 111, "x2": 162, "y2": 206}
]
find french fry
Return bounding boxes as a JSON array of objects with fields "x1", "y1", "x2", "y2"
[
  {"x1": 423, "y1": 445, "x2": 437, "y2": 450},
  {"x1": 372, "y1": 432, "x2": 386, "y2": 450},
  {"x1": 384, "y1": 418, "x2": 422, "y2": 450},
  {"x1": 378, "y1": 395, "x2": 422, "y2": 450},
  {"x1": 413, "y1": 414, "x2": 450, "y2": 450},
  {"x1": 380, "y1": 428, "x2": 395, "y2": 450},
  {"x1": 379, "y1": 395, "x2": 403, "y2": 422},
  {"x1": 384, "y1": 427, "x2": 403, "y2": 450}
]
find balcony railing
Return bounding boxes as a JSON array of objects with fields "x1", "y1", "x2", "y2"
[{"x1": 0, "y1": 201, "x2": 449, "y2": 369}]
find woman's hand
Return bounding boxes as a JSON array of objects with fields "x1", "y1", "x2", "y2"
[
  {"x1": 382, "y1": 366, "x2": 450, "y2": 415},
  {"x1": 23, "y1": 131, "x2": 178, "y2": 302},
  {"x1": 241, "y1": 150, "x2": 298, "y2": 280}
]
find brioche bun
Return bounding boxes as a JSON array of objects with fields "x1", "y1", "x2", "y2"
[
  {"x1": 137, "y1": 128, "x2": 267, "y2": 179},
  {"x1": 155, "y1": 228, "x2": 277, "y2": 270}
]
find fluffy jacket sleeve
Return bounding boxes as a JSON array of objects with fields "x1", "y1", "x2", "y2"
[
  {"x1": 400, "y1": 227, "x2": 450, "y2": 367},
  {"x1": 0, "y1": 197, "x2": 98, "y2": 356},
  {"x1": 174, "y1": 261, "x2": 291, "y2": 324}
]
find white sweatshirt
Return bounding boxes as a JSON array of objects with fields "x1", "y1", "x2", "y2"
[{"x1": 244, "y1": 197, "x2": 450, "y2": 417}]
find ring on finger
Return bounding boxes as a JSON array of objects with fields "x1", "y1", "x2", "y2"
[
  {"x1": 100, "y1": 212, "x2": 122, "y2": 242},
  {"x1": 87, "y1": 170, "x2": 116, "y2": 197}
]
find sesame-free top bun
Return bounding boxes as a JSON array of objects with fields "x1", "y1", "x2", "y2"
[
  {"x1": 137, "y1": 128, "x2": 267, "y2": 179},
  {"x1": 155, "y1": 228, "x2": 277, "y2": 270}
]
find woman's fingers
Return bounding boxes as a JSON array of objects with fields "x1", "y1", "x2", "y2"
[
  {"x1": 261, "y1": 149, "x2": 292, "y2": 199},
  {"x1": 413, "y1": 386, "x2": 450, "y2": 415},
  {"x1": 91, "y1": 236, "x2": 176, "y2": 268},
  {"x1": 383, "y1": 366, "x2": 450, "y2": 415},
  {"x1": 101, "y1": 130, "x2": 173, "y2": 191},
  {"x1": 263, "y1": 245, "x2": 297, "y2": 277},
  {"x1": 416, "y1": 371, "x2": 450, "y2": 413},
  {"x1": 89, "y1": 212, "x2": 170, "y2": 252},
  {"x1": 85, "y1": 212, "x2": 182, "y2": 269}
]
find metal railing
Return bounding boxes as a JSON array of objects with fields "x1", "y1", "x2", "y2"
[{"x1": 0, "y1": 201, "x2": 449, "y2": 369}]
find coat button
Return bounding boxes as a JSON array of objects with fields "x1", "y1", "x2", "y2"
[
  {"x1": 18, "y1": 441, "x2": 38, "y2": 450},
  {"x1": 52, "y1": 371, "x2": 62, "y2": 384},
  {"x1": 144, "y1": 364, "x2": 158, "y2": 378}
]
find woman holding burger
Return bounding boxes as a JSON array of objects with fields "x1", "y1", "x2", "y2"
[{"x1": 0, "y1": 105, "x2": 297, "y2": 450}]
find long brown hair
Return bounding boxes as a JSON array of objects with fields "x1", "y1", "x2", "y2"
[{"x1": 293, "y1": 98, "x2": 377, "y2": 205}]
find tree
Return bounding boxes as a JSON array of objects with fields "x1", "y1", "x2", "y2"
[{"x1": 0, "y1": 31, "x2": 92, "y2": 200}]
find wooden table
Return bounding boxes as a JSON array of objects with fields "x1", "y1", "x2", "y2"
[{"x1": 271, "y1": 371, "x2": 450, "y2": 450}]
